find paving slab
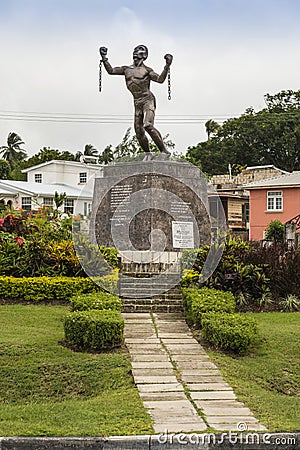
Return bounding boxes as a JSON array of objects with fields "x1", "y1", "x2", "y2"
[
  {"x1": 181, "y1": 375, "x2": 224, "y2": 383},
  {"x1": 153, "y1": 422, "x2": 207, "y2": 433},
  {"x1": 176, "y1": 366, "x2": 220, "y2": 374},
  {"x1": 158, "y1": 333, "x2": 193, "y2": 338},
  {"x1": 176, "y1": 360, "x2": 218, "y2": 368},
  {"x1": 132, "y1": 361, "x2": 172, "y2": 369},
  {"x1": 131, "y1": 354, "x2": 170, "y2": 362},
  {"x1": 124, "y1": 331, "x2": 157, "y2": 337},
  {"x1": 143, "y1": 399, "x2": 196, "y2": 410},
  {"x1": 176, "y1": 359, "x2": 218, "y2": 367},
  {"x1": 126, "y1": 343, "x2": 164, "y2": 350},
  {"x1": 148, "y1": 410, "x2": 202, "y2": 421},
  {"x1": 127, "y1": 347, "x2": 167, "y2": 355},
  {"x1": 124, "y1": 324, "x2": 154, "y2": 329},
  {"x1": 198, "y1": 403, "x2": 253, "y2": 416},
  {"x1": 157, "y1": 327, "x2": 191, "y2": 333},
  {"x1": 123, "y1": 318, "x2": 153, "y2": 323},
  {"x1": 160, "y1": 338, "x2": 198, "y2": 344},
  {"x1": 132, "y1": 368, "x2": 175, "y2": 377},
  {"x1": 170, "y1": 353, "x2": 210, "y2": 361},
  {"x1": 211, "y1": 422, "x2": 268, "y2": 431},
  {"x1": 137, "y1": 383, "x2": 184, "y2": 393},
  {"x1": 176, "y1": 362, "x2": 218, "y2": 369},
  {"x1": 124, "y1": 333, "x2": 157, "y2": 339},
  {"x1": 168, "y1": 349, "x2": 209, "y2": 356},
  {"x1": 139, "y1": 391, "x2": 187, "y2": 401},
  {"x1": 197, "y1": 400, "x2": 248, "y2": 408},
  {"x1": 125, "y1": 338, "x2": 161, "y2": 344},
  {"x1": 122, "y1": 312, "x2": 150, "y2": 321},
  {"x1": 207, "y1": 415, "x2": 260, "y2": 424},
  {"x1": 186, "y1": 382, "x2": 233, "y2": 391},
  {"x1": 190, "y1": 391, "x2": 236, "y2": 400},
  {"x1": 134, "y1": 375, "x2": 178, "y2": 384}
]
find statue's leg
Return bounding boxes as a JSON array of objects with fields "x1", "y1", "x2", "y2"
[
  {"x1": 134, "y1": 110, "x2": 153, "y2": 158},
  {"x1": 144, "y1": 109, "x2": 170, "y2": 155}
]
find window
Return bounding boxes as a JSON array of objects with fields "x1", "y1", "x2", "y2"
[
  {"x1": 34, "y1": 173, "x2": 42, "y2": 183},
  {"x1": 84, "y1": 202, "x2": 92, "y2": 217},
  {"x1": 242, "y1": 203, "x2": 250, "y2": 223},
  {"x1": 79, "y1": 172, "x2": 87, "y2": 184},
  {"x1": 43, "y1": 197, "x2": 53, "y2": 207},
  {"x1": 64, "y1": 199, "x2": 74, "y2": 214},
  {"x1": 267, "y1": 191, "x2": 283, "y2": 211},
  {"x1": 21, "y1": 197, "x2": 32, "y2": 211}
]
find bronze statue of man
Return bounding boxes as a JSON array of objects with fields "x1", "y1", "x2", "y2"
[{"x1": 99, "y1": 45, "x2": 173, "y2": 160}]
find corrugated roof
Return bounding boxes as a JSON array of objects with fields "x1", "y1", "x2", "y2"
[
  {"x1": 244, "y1": 164, "x2": 288, "y2": 173},
  {"x1": 0, "y1": 180, "x2": 93, "y2": 197},
  {"x1": 244, "y1": 171, "x2": 300, "y2": 189},
  {"x1": 22, "y1": 159, "x2": 102, "y2": 173}
]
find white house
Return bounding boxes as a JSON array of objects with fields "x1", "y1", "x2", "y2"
[
  {"x1": 21, "y1": 159, "x2": 103, "y2": 186},
  {"x1": 0, "y1": 160, "x2": 103, "y2": 216}
]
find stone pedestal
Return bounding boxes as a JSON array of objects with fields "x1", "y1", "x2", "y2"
[{"x1": 91, "y1": 159, "x2": 211, "y2": 255}]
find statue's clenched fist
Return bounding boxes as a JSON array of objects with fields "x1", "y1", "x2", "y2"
[
  {"x1": 164, "y1": 54, "x2": 173, "y2": 66},
  {"x1": 99, "y1": 47, "x2": 108, "y2": 58}
]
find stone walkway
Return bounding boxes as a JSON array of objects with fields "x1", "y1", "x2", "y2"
[{"x1": 123, "y1": 312, "x2": 267, "y2": 434}]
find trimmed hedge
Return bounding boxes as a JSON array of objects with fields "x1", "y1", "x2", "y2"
[
  {"x1": 183, "y1": 287, "x2": 236, "y2": 327},
  {"x1": 70, "y1": 292, "x2": 122, "y2": 312},
  {"x1": 201, "y1": 312, "x2": 258, "y2": 355},
  {"x1": 0, "y1": 276, "x2": 100, "y2": 302},
  {"x1": 64, "y1": 310, "x2": 124, "y2": 350}
]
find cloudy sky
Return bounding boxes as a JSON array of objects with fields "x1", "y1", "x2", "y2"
[{"x1": 1, "y1": 0, "x2": 300, "y2": 158}]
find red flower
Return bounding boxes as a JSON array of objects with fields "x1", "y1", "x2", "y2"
[
  {"x1": 15, "y1": 237, "x2": 24, "y2": 247},
  {"x1": 0, "y1": 218, "x2": 4, "y2": 227}
]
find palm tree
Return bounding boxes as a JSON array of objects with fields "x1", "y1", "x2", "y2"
[
  {"x1": 53, "y1": 191, "x2": 67, "y2": 218},
  {"x1": 84, "y1": 144, "x2": 99, "y2": 157},
  {"x1": 205, "y1": 120, "x2": 220, "y2": 140},
  {"x1": 0, "y1": 132, "x2": 27, "y2": 169}
]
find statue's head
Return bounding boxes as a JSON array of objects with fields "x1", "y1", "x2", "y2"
[{"x1": 133, "y1": 45, "x2": 148, "y2": 62}]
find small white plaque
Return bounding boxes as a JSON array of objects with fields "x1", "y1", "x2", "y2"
[{"x1": 172, "y1": 221, "x2": 194, "y2": 249}]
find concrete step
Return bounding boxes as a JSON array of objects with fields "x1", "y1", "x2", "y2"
[
  {"x1": 122, "y1": 303, "x2": 183, "y2": 313},
  {"x1": 120, "y1": 290, "x2": 182, "y2": 299},
  {"x1": 122, "y1": 298, "x2": 183, "y2": 306},
  {"x1": 119, "y1": 278, "x2": 180, "y2": 289},
  {"x1": 120, "y1": 272, "x2": 181, "y2": 279}
]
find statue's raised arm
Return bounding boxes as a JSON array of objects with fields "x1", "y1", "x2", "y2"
[
  {"x1": 99, "y1": 47, "x2": 126, "y2": 75},
  {"x1": 149, "y1": 53, "x2": 173, "y2": 84}
]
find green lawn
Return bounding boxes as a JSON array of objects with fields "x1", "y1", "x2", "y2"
[
  {"x1": 199, "y1": 312, "x2": 300, "y2": 432},
  {"x1": 1, "y1": 306, "x2": 299, "y2": 435},
  {"x1": 0, "y1": 305, "x2": 153, "y2": 436}
]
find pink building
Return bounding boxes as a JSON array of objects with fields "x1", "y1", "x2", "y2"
[{"x1": 245, "y1": 172, "x2": 300, "y2": 241}]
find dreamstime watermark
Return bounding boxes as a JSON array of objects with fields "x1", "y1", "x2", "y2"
[
  {"x1": 156, "y1": 424, "x2": 297, "y2": 446},
  {"x1": 72, "y1": 158, "x2": 227, "y2": 295}
]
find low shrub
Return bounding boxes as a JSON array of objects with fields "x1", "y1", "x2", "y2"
[
  {"x1": 64, "y1": 310, "x2": 124, "y2": 350},
  {"x1": 279, "y1": 294, "x2": 300, "y2": 312},
  {"x1": 201, "y1": 312, "x2": 258, "y2": 355},
  {"x1": 0, "y1": 276, "x2": 100, "y2": 303},
  {"x1": 70, "y1": 291, "x2": 122, "y2": 312},
  {"x1": 181, "y1": 239, "x2": 271, "y2": 307},
  {"x1": 182, "y1": 287, "x2": 236, "y2": 328}
]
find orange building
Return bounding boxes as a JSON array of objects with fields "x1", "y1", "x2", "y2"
[{"x1": 244, "y1": 172, "x2": 300, "y2": 240}]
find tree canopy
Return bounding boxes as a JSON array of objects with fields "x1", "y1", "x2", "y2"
[{"x1": 186, "y1": 90, "x2": 300, "y2": 175}]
